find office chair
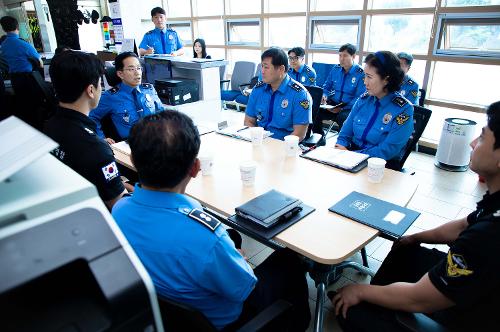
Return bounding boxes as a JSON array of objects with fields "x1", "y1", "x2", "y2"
[
  {"x1": 234, "y1": 63, "x2": 262, "y2": 105},
  {"x1": 418, "y1": 88, "x2": 426, "y2": 107},
  {"x1": 301, "y1": 85, "x2": 325, "y2": 147},
  {"x1": 386, "y1": 105, "x2": 432, "y2": 171},
  {"x1": 311, "y1": 62, "x2": 334, "y2": 87},
  {"x1": 221, "y1": 61, "x2": 256, "y2": 102},
  {"x1": 104, "y1": 66, "x2": 121, "y2": 87},
  {"x1": 158, "y1": 296, "x2": 292, "y2": 332}
]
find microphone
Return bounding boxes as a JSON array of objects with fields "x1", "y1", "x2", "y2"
[{"x1": 317, "y1": 120, "x2": 337, "y2": 147}]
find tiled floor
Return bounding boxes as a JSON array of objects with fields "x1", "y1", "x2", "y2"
[{"x1": 240, "y1": 150, "x2": 487, "y2": 332}]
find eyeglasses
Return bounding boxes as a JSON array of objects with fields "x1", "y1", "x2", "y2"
[
  {"x1": 288, "y1": 56, "x2": 301, "y2": 61},
  {"x1": 123, "y1": 66, "x2": 142, "y2": 72}
]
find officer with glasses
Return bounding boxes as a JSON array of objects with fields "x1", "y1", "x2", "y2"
[
  {"x1": 287, "y1": 47, "x2": 316, "y2": 87},
  {"x1": 90, "y1": 52, "x2": 165, "y2": 143}
]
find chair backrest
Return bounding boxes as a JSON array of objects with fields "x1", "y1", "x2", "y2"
[
  {"x1": 255, "y1": 62, "x2": 262, "y2": 77},
  {"x1": 104, "y1": 66, "x2": 121, "y2": 87},
  {"x1": 30, "y1": 71, "x2": 58, "y2": 121},
  {"x1": 219, "y1": 64, "x2": 227, "y2": 81},
  {"x1": 157, "y1": 296, "x2": 217, "y2": 331},
  {"x1": 230, "y1": 61, "x2": 256, "y2": 91},
  {"x1": 418, "y1": 88, "x2": 426, "y2": 107},
  {"x1": 312, "y1": 62, "x2": 334, "y2": 87},
  {"x1": 388, "y1": 105, "x2": 432, "y2": 171},
  {"x1": 305, "y1": 85, "x2": 324, "y2": 138}
]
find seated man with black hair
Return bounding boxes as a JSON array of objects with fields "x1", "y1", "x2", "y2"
[
  {"x1": 287, "y1": 47, "x2": 316, "y2": 87},
  {"x1": 331, "y1": 101, "x2": 500, "y2": 332},
  {"x1": 112, "y1": 111, "x2": 311, "y2": 331},
  {"x1": 89, "y1": 51, "x2": 165, "y2": 142},
  {"x1": 44, "y1": 51, "x2": 128, "y2": 209}
]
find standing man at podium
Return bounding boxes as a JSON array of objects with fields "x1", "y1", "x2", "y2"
[{"x1": 139, "y1": 7, "x2": 185, "y2": 57}]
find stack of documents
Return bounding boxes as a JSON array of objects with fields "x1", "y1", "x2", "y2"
[
  {"x1": 216, "y1": 126, "x2": 273, "y2": 142},
  {"x1": 301, "y1": 146, "x2": 369, "y2": 172}
]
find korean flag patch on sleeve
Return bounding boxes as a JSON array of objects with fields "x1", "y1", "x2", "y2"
[{"x1": 102, "y1": 161, "x2": 120, "y2": 182}]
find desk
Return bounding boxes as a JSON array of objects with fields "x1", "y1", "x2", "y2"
[{"x1": 112, "y1": 132, "x2": 418, "y2": 331}]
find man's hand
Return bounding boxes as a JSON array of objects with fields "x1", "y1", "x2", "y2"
[
  {"x1": 328, "y1": 106, "x2": 342, "y2": 114},
  {"x1": 335, "y1": 144, "x2": 348, "y2": 150},
  {"x1": 392, "y1": 234, "x2": 420, "y2": 249},
  {"x1": 332, "y1": 284, "x2": 364, "y2": 319},
  {"x1": 145, "y1": 46, "x2": 155, "y2": 55},
  {"x1": 105, "y1": 137, "x2": 116, "y2": 145}
]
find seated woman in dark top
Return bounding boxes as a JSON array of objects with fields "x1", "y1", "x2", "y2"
[{"x1": 193, "y1": 38, "x2": 211, "y2": 59}]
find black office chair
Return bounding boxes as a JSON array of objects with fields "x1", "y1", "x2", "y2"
[
  {"x1": 396, "y1": 312, "x2": 450, "y2": 332},
  {"x1": 104, "y1": 66, "x2": 121, "y2": 87},
  {"x1": 386, "y1": 105, "x2": 432, "y2": 171},
  {"x1": 418, "y1": 88, "x2": 426, "y2": 107},
  {"x1": 301, "y1": 85, "x2": 325, "y2": 147},
  {"x1": 158, "y1": 296, "x2": 292, "y2": 332}
]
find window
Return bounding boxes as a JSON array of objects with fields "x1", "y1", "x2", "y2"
[
  {"x1": 429, "y1": 61, "x2": 500, "y2": 106},
  {"x1": 165, "y1": 0, "x2": 191, "y2": 17},
  {"x1": 268, "y1": 17, "x2": 306, "y2": 48},
  {"x1": 226, "y1": 49, "x2": 261, "y2": 75},
  {"x1": 168, "y1": 21, "x2": 192, "y2": 45},
  {"x1": 309, "y1": 53, "x2": 339, "y2": 64},
  {"x1": 141, "y1": 0, "x2": 161, "y2": 19},
  {"x1": 443, "y1": 0, "x2": 500, "y2": 6},
  {"x1": 194, "y1": 0, "x2": 224, "y2": 16},
  {"x1": 404, "y1": 59, "x2": 426, "y2": 91},
  {"x1": 310, "y1": 17, "x2": 361, "y2": 50},
  {"x1": 226, "y1": 0, "x2": 261, "y2": 15},
  {"x1": 309, "y1": 0, "x2": 363, "y2": 11},
  {"x1": 197, "y1": 19, "x2": 225, "y2": 45},
  {"x1": 366, "y1": 15, "x2": 433, "y2": 54},
  {"x1": 226, "y1": 20, "x2": 260, "y2": 46},
  {"x1": 265, "y1": 0, "x2": 307, "y2": 13},
  {"x1": 370, "y1": 0, "x2": 436, "y2": 9},
  {"x1": 434, "y1": 14, "x2": 500, "y2": 58}
]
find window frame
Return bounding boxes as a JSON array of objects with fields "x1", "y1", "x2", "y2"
[
  {"x1": 225, "y1": 18, "x2": 261, "y2": 46},
  {"x1": 167, "y1": 20, "x2": 193, "y2": 45},
  {"x1": 308, "y1": 16, "x2": 362, "y2": 51}
]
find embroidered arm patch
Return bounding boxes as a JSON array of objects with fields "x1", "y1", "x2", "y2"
[
  {"x1": 396, "y1": 113, "x2": 410, "y2": 125},
  {"x1": 300, "y1": 100, "x2": 310, "y2": 109}
]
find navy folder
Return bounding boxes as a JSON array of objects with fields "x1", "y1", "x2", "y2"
[{"x1": 329, "y1": 191, "x2": 420, "y2": 240}]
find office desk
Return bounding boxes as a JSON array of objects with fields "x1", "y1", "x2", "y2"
[{"x1": 112, "y1": 133, "x2": 418, "y2": 331}]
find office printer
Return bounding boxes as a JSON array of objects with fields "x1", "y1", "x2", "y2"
[
  {"x1": 0, "y1": 154, "x2": 164, "y2": 332},
  {"x1": 155, "y1": 78, "x2": 199, "y2": 105}
]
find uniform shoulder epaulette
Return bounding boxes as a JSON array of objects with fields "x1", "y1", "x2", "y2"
[
  {"x1": 141, "y1": 83, "x2": 153, "y2": 89},
  {"x1": 146, "y1": 30, "x2": 154, "y2": 35},
  {"x1": 333, "y1": 64, "x2": 341, "y2": 69},
  {"x1": 109, "y1": 86, "x2": 120, "y2": 94},
  {"x1": 392, "y1": 96, "x2": 408, "y2": 107},
  {"x1": 407, "y1": 78, "x2": 415, "y2": 85},
  {"x1": 305, "y1": 65, "x2": 312, "y2": 73},
  {"x1": 188, "y1": 208, "x2": 221, "y2": 232},
  {"x1": 290, "y1": 82, "x2": 304, "y2": 92},
  {"x1": 359, "y1": 91, "x2": 369, "y2": 99},
  {"x1": 254, "y1": 80, "x2": 265, "y2": 89},
  {"x1": 357, "y1": 66, "x2": 364, "y2": 73}
]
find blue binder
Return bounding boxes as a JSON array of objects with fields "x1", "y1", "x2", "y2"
[{"x1": 329, "y1": 191, "x2": 420, "y2": 240}]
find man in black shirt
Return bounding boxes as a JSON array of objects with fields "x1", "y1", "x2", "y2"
[
  {"x1": 44, "y1": 51, "x2": 128, "y2": 209},
  {"x1": 329, "y1": 101, "x2": 500, "y2": 332}
]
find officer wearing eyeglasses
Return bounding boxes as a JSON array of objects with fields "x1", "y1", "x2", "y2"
[
  {"x1": 287, "y1": 47, "x2": 316, "y2": 87},
  {"x1": 90, "y1": 52, "x2": 165, "y2": 142},
  {"x1": 397, "y1": 52, "x2": 420, "y2": 105}
]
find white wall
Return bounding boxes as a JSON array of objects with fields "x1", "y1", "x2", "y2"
[{"x1": 33, "y1": 0, "x2": 57, "y2": 52}]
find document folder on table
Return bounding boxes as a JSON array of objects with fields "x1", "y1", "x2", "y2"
[
  {"x1": 301, "y1": 146, "x2": 369, "y2": 173},
  {"x1": 216, "y1": 126, "x2": 273, "y2": 142},
  {"x1": 329, "y1": 191, "x2": 420, "y2": 240}
]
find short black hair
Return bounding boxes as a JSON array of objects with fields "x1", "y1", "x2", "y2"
[
  {"x1": 193, "y1": 38, "x2": 207, "y2": 58},
  {"x1": 487, "y1": 101, "x2": 500, "y2": 150},
  {"x1": 151, "y1": 7, "x2": 166, "y2": 17},
  {"x1": 288, "y1": 47, "x2": 305, "y2": 58},
  {"x1": 261, "y1": 47, "x2": 288, "y2": 72},
  {"x1": 114, "y1": 51, "x2": 138, "y2": 71},
  {"x1": 129, "y1": 111, "x2": 201, "y2": 188},
  {"x1": 364, "y1": 51, "x2": 405, "y2": 93},
  {"x1": 49, "y1": 51, "x2": 104, "y2": 103},
  {"x1": 339, "y1": 43, "x2": 357, "y2": 56},
  {"x1": 0, "y1": 16, "x2": 18, "y2": 32}
]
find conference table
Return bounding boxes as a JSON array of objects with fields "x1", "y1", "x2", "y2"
[{"x1": 112, "y1": 130, "x2": 419, "y2": 332}]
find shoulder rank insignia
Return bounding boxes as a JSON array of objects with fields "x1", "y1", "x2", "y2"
[
  {"x1": 410, "y1": 90, "x2": 418, "y2": 97},
  {"x1": 146, "y1": 30, "x2": 154, "y2": 35},
  {"x1": 396, "y1": 113, "x2": 410, "y2": 125},
  {"x1": 109, "y1": 86, "x2": 120, "y2": 94},
  {"x1": 408, "y1": 79, "x2": 415, "y2": 85},
  {"x1": 305, "y1": 66, "x2": 311, "y2": 73},
  {"x1": 359, "y1": 91, "x2": 369, "y2": 99},
  {"x1": 357, "y1": 67, "x2": 364, "y2": 73},
  {"x1": 254, "y1": 81, "x2": 265, "y2": 89},
  {"x1": 299, "y1": 99, "x2": 310, "y2": 109},
  {"x1": 141, "y1": 83, "x2": 153, "y2": 89},
  {"x1": 290, "y1": 82, "x2": 304, "y2": 92},
  {"x1": 188, "y1": 208, "x2": 221, "y2": 232},
  {"x1": 446, "y1": 251, "x2": 473, "y2": 278},
  {"x1": 392, "y1": 96, "x2": 408, "y2": 108}
]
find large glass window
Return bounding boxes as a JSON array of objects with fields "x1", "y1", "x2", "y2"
[
  {"x1": 168, "y1": 21, "x2": 192, "y2": 45},
  {"x1": 141, "y1": 0, "x2": 162, "y2": 19},
  {"x1": 225, "y1": 0, "x2": 261, "y2": 15},
  {"x1": 366, "y1": 15, "x2": 433, "y2": 54},
  {"x1": 309, "y1": 0, "x2": 363, "y2": 11},
  {"x1": 194, "y1": 0, "x2": 223, "y2": 16},
  {"x1": 429, "y1": 61, "x2": 500, "y2": 106},
  {"x1": 165, "y1": 0, "x2": 191, "y2": 17},
  {"x1": 226, "y1": 49, "x2": 261, "y2": 75},
  {"x1": 370, "y1": 0, "x2": 435, "y2": 9},
  {"x1": 197, "y1": 19, "x2": 225, "y2": 45},
  {"x1": 434, "y1": 14, "x2": 500, "y2": 58},
  {"x1": 443, "y1": 0, "x2": 500, "y2": 6},
  {"x1": 310, "y1": 17, "x2": 360, "y2": 50},
  {"x1": 309, "y1": 53, "x2": 340, "y2": 65},
  {"x1": 265, "y1": 0, "x2": 307, "y2": 13},
  {"x1": 226, "y1": 20, "x2": 260, "y2": 46},
  {"x1": 268, "y1": 17, "x2": 306, "y2": 48}
]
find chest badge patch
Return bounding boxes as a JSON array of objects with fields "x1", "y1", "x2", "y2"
[
  {"x1": 102, "y1": 161, "x2": 120, "y2": 182},
  {"x1": 300, "y1": 100, "x2": 309, "y2": 110},
  {"x1": 382, "y1": 113, "x2": 392, "y2": 124},
  {"x1": 352, "y1": 77, "x2": 356, "y2": 84},
  {"x1": 446, "y1": 251, "x2": 473, "y2": 277},
  {"x1": 301, "y1": 76, "x2": 306, "y2": 82},
  {"x1": 281, "y1": 99, "x2": 289, "y2": 108},
  {"x1": 168, "y1": 34, "x2": 173, "y2": 40},
  {"x1": 123, "y1": 113, "x2": 130, "y2": 123}
]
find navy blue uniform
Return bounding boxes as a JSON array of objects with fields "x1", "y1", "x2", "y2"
[
  {"x1": 288, "y1": 64, "x2": 316, "y2": 87},
  {"x1": 399, "y1": 74, "x2": 419, "y2": 105},
  {"x1": 90, "y1": 82, "x2": 165, "y2": 139},
  {"x1": 139, "y1": 28, "x2": 183, "y2": 54},
  {"x1": 245, "y1": 75, "x2": 312, "y2": 140},
  {"x1": 0, "y1": 32, "x2": 40, "y2": 73},
  {"x1": 337, "y1": 91, "x2": 414, "y2": 161},
  {"x1": 322, "y1": 63, "x2": 366, "y2": 110}
]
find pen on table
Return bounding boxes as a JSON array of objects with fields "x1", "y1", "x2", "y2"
[
  {"x1": 301, "y1": 145, "x2": 317, "y2": 154},
  {"x1": 236, "y1": 126, "x2": 249, "y2": 132}
]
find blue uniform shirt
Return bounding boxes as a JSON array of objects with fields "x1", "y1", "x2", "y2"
[
  {"x1": 246, "y1": 74, "x2": 312, "y2": 140},
  {"x1": 139, "y1": 28, "x2": 183, "y2": 54},
  {"x1": 288, "y1": 64, "x2": 317, "y2": 87},
  {"x1": 90, "y1": 82, "x2": 166, "y2": 139},
  {"x1": 399, "y1": 74, "x2": 420, "y2": 105},
  {"x1": 322, "y1": 63, "x2": 366, "y2": 110},
  {"x1": 112, "y1": 186, "x2": 256, "y2": 330},
  {"x1": 337, "y1": 91, "x2": 414, "y2": 161},
  {"x1": 0, "y1": 32, "x2": 40, "y2": 73}
]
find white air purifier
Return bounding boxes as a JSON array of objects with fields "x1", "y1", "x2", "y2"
[{"x1": 435, "y1": 118, "x2": 477, "y2": 172}]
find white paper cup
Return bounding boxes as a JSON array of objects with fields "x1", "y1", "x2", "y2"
[
  {"x1": 199, "y1": 154, "x2": 214, "y2": 176},
  {"x1": 239, "y1": 160, "x2": 257, "y2": 186},
  {"x1": 249, "y1": 127, "x2": 264, "y2": 146},
  {"x1": 367, "y1": 157, "x2": 386, "y2": 183},
  {"x1": 284, "y1": 135, "x2": 300, "y2": 157}
]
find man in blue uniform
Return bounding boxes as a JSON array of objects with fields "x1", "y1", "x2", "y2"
[
  {"x1": 112, "y1": 111, "x2": 310, "y2": 331},
  {"x1": 397, "y1": 52, "x2": 420, "y2": 105},
  {"x1": 320, "y1": 43, "x2": 366, "y2": 129},
  {"x1": 90, "y1": 52, "x2": 165, "y2": 142},
  {"x1": 245, "y1": 47, "x2": 312, "y2": 141},
  {"x1": 139, "y1": 7, "x2": 184, "y2": 56},
  {"x1": 288, "y1": 47, "x2": 316, "y2": 87},
  {"x1": 330, "y1": 101, "x2": 500, "y2": 332}
]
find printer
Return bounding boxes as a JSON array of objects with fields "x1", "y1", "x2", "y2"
[
  {"x1": 0, "y1": 153, "x2": 164, "y2": 332},
  {"x1": 155, "y1": 78, "x2": 199, "y2": 106}
]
